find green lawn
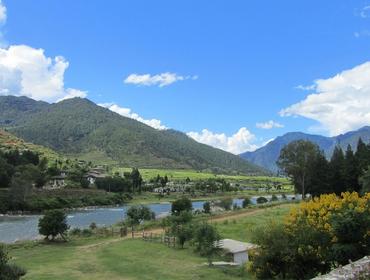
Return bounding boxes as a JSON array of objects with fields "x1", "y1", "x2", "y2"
[
  {"x1": 10, "y1": 238, "x2": 249, "y2": 280},
  {"x1": 214, "y1": 204, "x2": 294, "y2": 242}
]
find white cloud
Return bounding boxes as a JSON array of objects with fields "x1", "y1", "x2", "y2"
[
  {"x1": 0, "y1": 0, "x2": 6, "y2": 24},
  {"x1": 360, "y1": 5, "x2": 370, "y2": 18},
  {"x1": 99, "y1": 103, "x2": 168, "y2": 130},
  {"x1": 0, "y1": 45, "x2": 87, "y2": 102},
  {"x1": 187, "y1": 127, "x2": 258, "y2": 154},
  {"x1": 124, "y1": 72, "x2": 197, "y2": 87},
  {"x1": 57, "y1": 88, "x2": 87, "y2": 102},
  {"x1": 295, "y1": 84, "x2": 316, "y2": 91},
  {"x1": 280, "y1": 61, "x2": 370, "y2": 136},
  {"x1": 256, "y1": 120, "x2": 284, "y2": 129}
]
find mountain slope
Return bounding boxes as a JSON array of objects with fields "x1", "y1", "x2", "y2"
[
  {"x1": 241, "y1": 127, "x2": 370, "y2": 172},
  {"x1": 0, "y1": 96, "x2": 267, "y2": 175},
  {"x1": 0, "y1": 129, "x2": 60, "y2": 161}
]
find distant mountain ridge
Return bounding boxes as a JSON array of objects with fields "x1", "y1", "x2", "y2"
[
  {"x1": 0, "y1": 96, "x2": 267, "y2": 175},
  {"x1": 240, "y1": 126, "x2": 370, "y2": 172}
]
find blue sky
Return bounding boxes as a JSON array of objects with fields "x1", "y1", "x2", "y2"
[{"x1": 1, "y1": 0, "x2": 370, "y2": 154}]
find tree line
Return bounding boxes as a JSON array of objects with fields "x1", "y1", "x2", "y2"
[{"x1": 277, "y1": 138, "x2": 370, "y2": 197}]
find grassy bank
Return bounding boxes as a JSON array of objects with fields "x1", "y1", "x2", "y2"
[{"x1": 8, "y1": 203, "x2": 296, "y2": 280}]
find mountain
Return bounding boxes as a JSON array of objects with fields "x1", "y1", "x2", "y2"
[
  {"x1": 0, "y1": 96, "x2": 267, "y2": 175},
  {"x1": 0, "y1": 129, "x2": 60, "y2": 161},
  {"x1": 240, "y1": 127, "x2": 370, "y2": 172}
]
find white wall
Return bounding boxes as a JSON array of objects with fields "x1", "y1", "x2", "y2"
[{"x1": 233, "y1": 251, "x2": 248, "y2": 265}]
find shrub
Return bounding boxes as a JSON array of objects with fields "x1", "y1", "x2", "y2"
[
  {"x1": 0, "y1": 244, "x2": 26, "y2": 280},
  {"x1": 38, "y1": 209, "x2": 69, "y2": 241},
  {"x1": 89, "y1": 222, "x2": 97, "y2": 230},
  {"x1": 242, "y1": 197, "x2": 251, "y2": 208},
  {"x1": 217, "y1": 198, "x2": 233, "y2": 210},
  {"x1": 171, "y1": 197, "x2": 193, "y2": 215},
  {"x1": 203, "y1": 202, "x2": 211, "y2": 214},
  {"x1": 70, "y1": 228, "x2": 81, "y2": 236},
  {"x1": 256, "y1": 197, "x2": 268, "y2": 204},
  {"x1": 81, "y1": 228, "x2": 93, "y2": 237},
  {"x1": 270, "y1": 194, "x2": 278, "y2": 202}
]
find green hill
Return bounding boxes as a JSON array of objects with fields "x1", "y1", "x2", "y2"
[
  {"x1": 0, "y1": 96, "x2": 267, "y2": 175},
  {"x1": 0, "y1": 129, "x2": 60, "y2": 161}
]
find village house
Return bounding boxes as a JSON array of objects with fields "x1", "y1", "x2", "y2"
[
  {"x1": 217, "y1": 239, "x2": 258, "y2": 265},
  {"x1": 48, "y1": 173, "x2": 67, "y2": 189},
  {"x1": 85, "y1": 167, "x2": 107, "y2": 184}
]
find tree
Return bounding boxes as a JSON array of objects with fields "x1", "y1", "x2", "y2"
[
  {"x1": 8, "y1": 173, "x2": 32, "y2": 210},
  {"x1": 310, "y1": 151, "x2": 332, "y2": 196},
  {"x1": 242, "y1": 197, "x2": 252, "y2": 208},
  {"x1": 277, "y1": 140, "x2": 321, "y2": 198},
  {"x1": 329, "y1": 146, "x2": 346, "y2": 195},
  {"x1": 216, "y1": 197, "x2": 233, "y2": 210},
  {"x1": 126, "y1": 205, "x2": 154, "y2": 237},
  {"x1": 193, "y1": 223, "x2": 221, "y2": 266},
  {"x1": 167, "y1": 211, "x2": 195, "y2": 248},
  {"x1": 203, "y1": 201, "x2": 211, "y2": 214},
  {"x1": 0, "y1": 244, "x2": 26, "y2": 280},
  {"x1": 171, "y1": 197, "x2": 193, "y2": 215},
  {"x1": 256, "y1": 196, "x2": 268, "y2": 204},
  {"x1": 359, "y1": 166, "x2": 370, "y2": 194},
  {"x1": 355, "y1": 138, "x2": 370, "y2": 172},
  {"x1": 0, "y1": 156, "x2": 14, "y2": 188},
  {"x1": 344, "y1": 145, "x2": 361, "y2": 192},
  {"x1": 38, "y1": 210, "x2": 69, "y2": 241},
  {"x1": 130, "y1": 168, "x2": 143, "y2": 193}
]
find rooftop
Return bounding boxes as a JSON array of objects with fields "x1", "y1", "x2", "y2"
[{"x1": 217, "y1": 239, "x2": 258, "y2": 254}]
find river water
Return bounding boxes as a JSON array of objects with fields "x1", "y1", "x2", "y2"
[{"x1": 0, "y1": 195, "x2": 299, "y2": 243}]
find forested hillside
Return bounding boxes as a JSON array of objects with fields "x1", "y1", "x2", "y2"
[{"x1": 0, "y1": 96, "x2": 266, "y2": 175}]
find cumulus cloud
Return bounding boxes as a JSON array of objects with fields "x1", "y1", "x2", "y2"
[
  {"x1": 0, "y1": 45, "x2": 87, "y2": 102},
  {"x1": 280, "y1": 61, "x2": 370, "y2": 136},
  {"x1": 124, "y1": 72, "x2": 198, "y2": 87},
  {"x1": 256, "y1": 120, "x2": 284, "y2": 129},
  {"x1": 187, "y1": 127, "x2": 258, "y2": 154},
  {"x1": 99, "y1": 103, "x2": 168, "y2": 130}
]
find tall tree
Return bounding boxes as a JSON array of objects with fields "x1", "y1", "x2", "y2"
[
  {"x1": 329, "y1": 146, "x2": 346, "y2": 195},
  {"x1": 344, "y1": 145, "x2": 360, "y2": 192},
  {"x1": 130, "y1": 168, "x2": 143, "y2": 193},
  {"x1": 355, "y1": 138, "x2": 370, "y2": 173},
  {"x1": 277, "y1": 140, "x2": 321, "y2": 198},
  {"x1": 310, "y1": 151, "x2": 331, "y2": 196}
]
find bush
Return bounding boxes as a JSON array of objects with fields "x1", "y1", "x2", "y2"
[
  {"x1": 217, "y1": 198, "x2": 233, "y2": 210},
  {"x1": 250, "y1": 192, "x2": 370, "y2": 279},
  {"x1": 256, "y1": 197, "x2": 268, "y2": 204},
  {"x1": 81, "y1": 228, "x2": 93, "y2": 237},
  {"x1": 203, "y1": 202, "x2": 211, "y2": 214},
  {"x1": 0, "y1": 244, "x2": 26, "y2": 280},
  {"x1": 171, "y1": 197, "x2": 193, "y2": 215},
  {"x1": 270, "y1": 194, "x2": 278, "y2": 202},
  {"x1": 38, "y1": 209, "x2": 69, "y2": 240},
  {"x1": 69, "y1": 228, "x2": 81, "y2": 236},
  {"x1": 89, "y1": 222, "x2": 97, "y2": 230},
  {"x1": 242, "y1": 197, "x2": 251, "y2": 208}
]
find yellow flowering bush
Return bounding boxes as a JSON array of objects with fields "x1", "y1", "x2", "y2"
[{"x1": 286, "y1": 192, "x2": 370, "y2": 241}]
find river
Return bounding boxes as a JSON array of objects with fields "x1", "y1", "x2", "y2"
[{"x1": 0, "y1": 195, "x2": 299, "y2": 243}]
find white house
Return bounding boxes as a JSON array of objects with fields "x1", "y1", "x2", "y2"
[{"x1": 217, "y1": 239, "x2": 258, "y2": 265}]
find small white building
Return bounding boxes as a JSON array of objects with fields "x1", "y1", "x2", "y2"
[{"x1": 217, "y1": 239, "x2": 258, "y2": 265}]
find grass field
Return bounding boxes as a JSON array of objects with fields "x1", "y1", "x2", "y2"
[
  {"x1": 213, "y1": 204, "x2": 294, "y2": 242},
  {"x1": 8, "y1": 204, "x2": 295, "y2": 280},
  {"x1": 115, "y1": 167, "x2": 291, "y2": 185}
]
